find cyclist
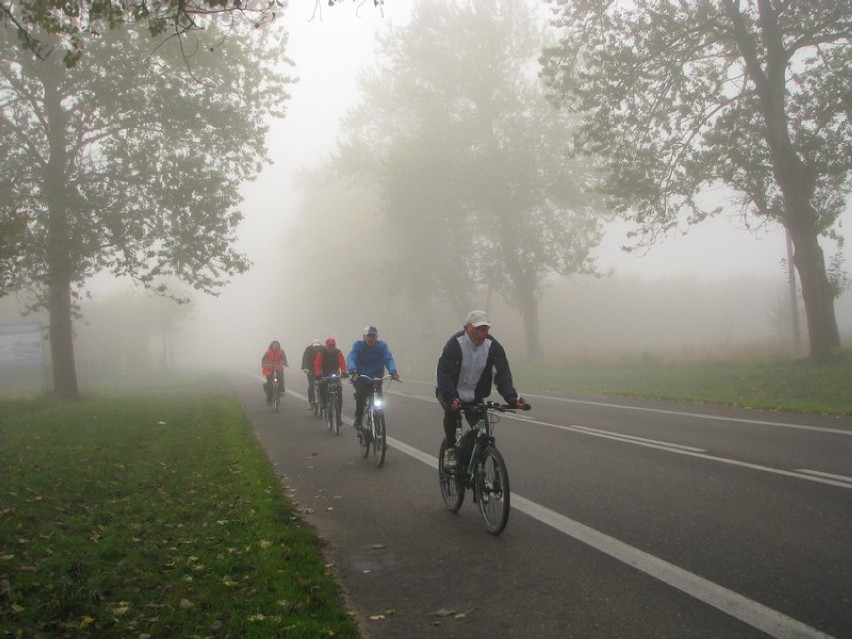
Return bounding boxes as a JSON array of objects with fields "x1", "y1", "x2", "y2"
[
  {"x1": 435, "y1": 310, "x2": 526, "y2": 469},
  {"x1": 301, "y1": 339, "x2": 323, "y2": 409},
  {"x1": 261, "y1": 340, "x2": 288, "y2": 404},
  {"x1": 313, "y1": 337, "x2": 348, "y2": 411},
  {"x1": 347, "y1": 325, "x2": 400, "y2": 431}
]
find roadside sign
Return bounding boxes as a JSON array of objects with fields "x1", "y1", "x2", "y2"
[{"x1": 0, "y1": 322, "x2": 44, "y2": 367}]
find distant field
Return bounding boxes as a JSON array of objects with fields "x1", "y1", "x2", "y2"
[{"x1": 512, "y1": 355, "x2": 852, "y2": 416}]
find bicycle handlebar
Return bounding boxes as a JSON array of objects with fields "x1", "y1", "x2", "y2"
[
  {"x1": 350, "y1": 373, "x2": 397, "y2": 384},
  {"x1": 460, "y1": 400, "x2": 532, "y2": 412}
]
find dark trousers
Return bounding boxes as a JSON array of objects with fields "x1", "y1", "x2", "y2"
[
  {"x1": 306, "y1": 373, "x2": 317, "y2": 404},
  {"x1": 435, "y1": 390, "x2": 458, "y2": 446},
  {"x1": 353, "y1": 379, "x2": 383, "y2": 424}
]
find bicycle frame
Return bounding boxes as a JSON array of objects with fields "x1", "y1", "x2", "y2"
[
  {"x1": 439, "y1": 401, "x2": 525, "y2": 535},
  {"x1": 355, "y1": 374, "x2": 393, "y2": 467},
  {"x1": 321, "y1": 374, "x2": 344, "y2": 435}
]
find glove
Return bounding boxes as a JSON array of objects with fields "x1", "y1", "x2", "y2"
[{"x1": 350, "y1": 371, "x2": 359, "y2": 382}]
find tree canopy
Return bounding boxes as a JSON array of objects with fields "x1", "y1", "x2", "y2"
[
  {"x1": 541, "y1": 0, "x2": 851, "y2": 358},
  {"x1": 336, "y1": 0, "x2": 606, "y2": 358},
  {"x1": 1, "y1": 0, "x2": 283, "y2": 66},
  {"x1": 0, "y1": 18, "x2": 293, "y2": 395}
]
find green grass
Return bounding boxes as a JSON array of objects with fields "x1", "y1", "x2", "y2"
[
  {"x1": 0, "y1": 392, "x2": 358, "y2": 639},
  {"x1": 514, "y1": 354, "x2": 852, "y2": 415}
]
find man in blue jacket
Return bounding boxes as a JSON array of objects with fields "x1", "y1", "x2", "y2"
[
  {"x1": 435, "y1": 310, "x2": 526, "y2": 470},
  {"x1": 347, "y1": 326, "x2": 400, "y2": 430}
]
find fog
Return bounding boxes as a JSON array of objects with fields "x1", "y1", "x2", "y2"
[{"x1": 2, "y1": 3, "x2": 850, "y2": 388}]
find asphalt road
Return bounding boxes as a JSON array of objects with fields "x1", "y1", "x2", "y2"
[{"x1": 234, "y1": 371, "x2": 852, "y2": 639}]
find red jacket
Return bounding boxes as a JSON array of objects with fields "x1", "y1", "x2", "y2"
[
  {"x1": 262, "y1": 347, "x2": 287, "y2": 376},
  {"x1": 314, "y1": 348, "x2": 347, "y2": 378}
]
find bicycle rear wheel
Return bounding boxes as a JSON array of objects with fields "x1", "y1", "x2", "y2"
[
  {"x1": 475, "y1": 445, "x2": 510, "y2": 535},
  {"x1": 438, "y1": 439, "x2": 465, "y2": 512},
  {"x1": 371, "y1": 411, "x2": 386, "y2": 467},
  {"x1": 312, "y1": 384, "x2": 320, "y2": 416}
]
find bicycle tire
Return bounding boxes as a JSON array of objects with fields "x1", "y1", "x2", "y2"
[
  {"x1": 359, "y1": 410, "x2": 371, "y2": 458},
  {"x1": 273, "y1": 379, "x2": 280, "y2": 413},
  {"x1": 371, "y1": 410, "x2": 386, "y2": 467},
  {"x1": 475, "y1": 445, "x2": 510, "y2": 535},
  {"x1": 312, "y1": 384, "x2": 320, "y2": 416},
  {"x1": 333, "y1": 393, "x2": 341, "y2": 436},
  {"x1": 327, "y1": 398, "x2": 335, "y2": 433},
  {"x1": 438, "y1": 439, "x2": 465, "y2": 512}
]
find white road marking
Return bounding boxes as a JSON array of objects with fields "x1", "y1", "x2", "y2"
[
  {"x1": 795, "y1": 469, "x2": 852, "y2": 485},
  {"x1": 250, "y1": 380, "x2": 836, "y2": 638},
  {"x1": 388, "y1": 436, "x2": 835, "y2": 639},
  {"x1": 523, "y1": 393, "x2": 852, "y2": 436}
]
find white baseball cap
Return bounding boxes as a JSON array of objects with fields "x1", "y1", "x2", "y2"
[{"x1": 465, "y1": 310, "x2": 491, "y2": 327}]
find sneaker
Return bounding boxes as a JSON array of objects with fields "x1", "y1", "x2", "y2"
[
  {"x1": 442, "y1": 447, "x2": 458, "y2": 471},
  {"x1": 353, "y1": 418, "x2": 362, "y2": 430}
]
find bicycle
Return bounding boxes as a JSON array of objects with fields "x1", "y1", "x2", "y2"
[
  {"x1": 270, "y1": 368, "x2": 284, "y2": 413},
  {"x1": 320, "y1": 374, "x2": 344, "y2": 435},
  {"x1": 438, "y1": 401, "x2": 530, "y2": 535},
  {"x1": 353, "y1": 374, "x2": 394, "y2": 467},
  {"x1": 305, "y1": 370, "x2": 321, "y2": 417}
]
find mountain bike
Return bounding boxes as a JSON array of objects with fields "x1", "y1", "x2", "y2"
[
  {"x1": 321, "y1": 374, "x2": 344, "y2": 435},
  {"x1": 354, "y1": 374, "x2": 394, "y2": 467},
  {"x1": 438, "y1": 401, "x2": 530, "y2": 535}
]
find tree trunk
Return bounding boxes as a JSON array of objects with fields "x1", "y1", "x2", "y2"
[
  {"x1": 517, "y1": 288, "x2": 543, "y2": 360},
  {"x1": 48, "y1": 273, "x2": 78, "y2": 397},
  {"x1": 42, "y1": 61, "x2": 80, "y2": 397},
  {"x1": 789, "y1": 227, "x2": 841, "y2": 359}
]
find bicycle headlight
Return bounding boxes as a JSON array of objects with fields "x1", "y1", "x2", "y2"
[{"x1": 374, "y1": 397, "x2": 383, "y2": 408}]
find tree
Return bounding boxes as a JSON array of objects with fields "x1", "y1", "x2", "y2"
[
  {"x1": 0, "y1": 20, "x2": 292, "y2": 396},
  {"x1": 541, "y1": 0, "x2": 851, "y2": 359},
  {"x1": 337, "y1": 0, "x2": 605, "y2": 359},
  {"x1": 1, "y1": 0, "x2": 282, "y2": 66}
]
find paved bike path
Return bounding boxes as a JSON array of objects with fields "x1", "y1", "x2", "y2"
[{"x1": 232, "y1": 374, "x2": 762, "y2": 639}]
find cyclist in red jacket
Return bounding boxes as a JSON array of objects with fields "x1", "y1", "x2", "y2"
[{"x1": 261, "y1": 340, "x2": 288, "y2": 404}]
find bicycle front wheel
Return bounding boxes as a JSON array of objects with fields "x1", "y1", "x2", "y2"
[
  {"x1": 438, "y1": 439, "x2": 465, "y2": 512},
  {"x1": 475, "y1": 445, "x2": 510, "y2": 535},
  {"x1": 371, "y1": 411, "x2": 386, "y2": 468},
  {"x1": 358, "y1": 412, "x2": 370, "y2": 458},
  {"x1": 326, "y1": 398, "x2": 334, "y2": 432},
  {"x1": 273, "y1": 383, "x2": 280, "y2": 413},
  {"x1": 333, "y1": 395, "x2": 342, "y2": 436}
]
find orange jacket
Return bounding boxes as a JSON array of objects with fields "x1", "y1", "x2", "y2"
[{"x1": 261, "y1": 347, "x2": 287, "y2": 376}]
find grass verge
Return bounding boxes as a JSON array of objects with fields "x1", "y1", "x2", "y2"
[
  {"x1": 514, "y1": 355, "x2": 852, "y2": 415},
  {"x1": 0, "y1": 392, "x2": 358, "y2": 639}
]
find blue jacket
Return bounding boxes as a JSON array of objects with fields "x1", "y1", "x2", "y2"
[
  {"x1": 435, "y1": 331, "x2": 518, "y2": 405},
  {"x1": 347, "y1": 339, "x2": 397, "y2": 378}
]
